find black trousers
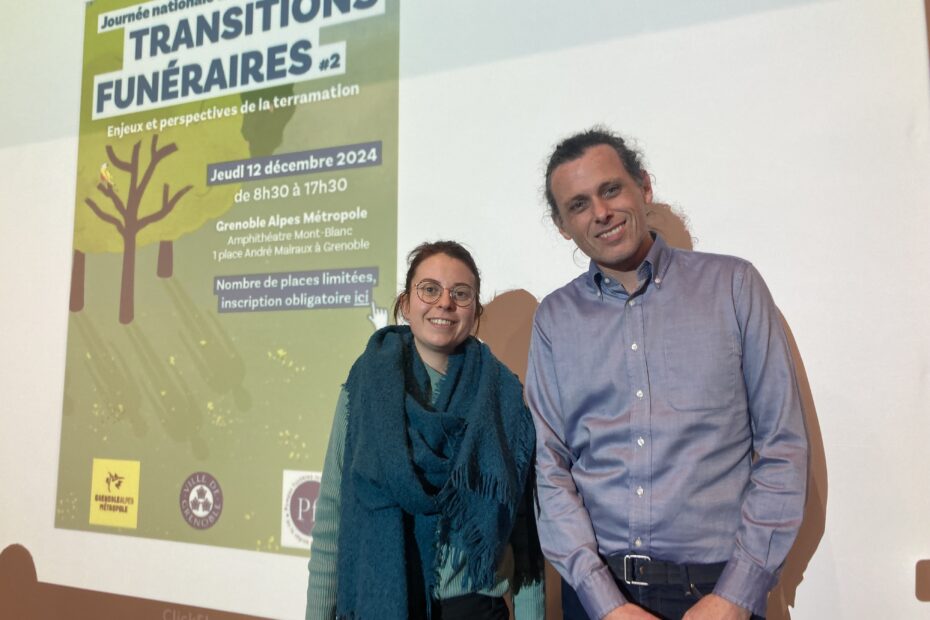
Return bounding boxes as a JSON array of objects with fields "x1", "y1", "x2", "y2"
[
  {"x1": 437, "y1": 593, "x2": 509, "y2": 620},
  {"x1": 561, "y1": 573, "x2": 765, "y2": 620}
]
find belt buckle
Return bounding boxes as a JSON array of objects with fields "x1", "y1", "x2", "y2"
[{"x1": 623, "y1": 554, "x2": 651, "y2": 586}]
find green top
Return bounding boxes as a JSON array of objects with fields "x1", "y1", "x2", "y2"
[{"x1": 305, "y1": 364, "x2": 544, "y2": 620}]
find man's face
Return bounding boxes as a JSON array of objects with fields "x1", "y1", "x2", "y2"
[{"x1": 550, "y1": 144, "x2": 654, "y2": 278}]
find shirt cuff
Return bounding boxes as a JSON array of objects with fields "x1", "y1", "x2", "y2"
[
  {"x1": 713, "y1": 555, "x2": 778, "y2": 617},
  {"x1": 574, "y1": 564, "x2": 626, "y2": 620}
]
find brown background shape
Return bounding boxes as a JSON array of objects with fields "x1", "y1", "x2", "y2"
[
  {"x1": 0, "y1": 543, "x2": 271, "y2": 620},
  {"x1": 917, "y1": 560, "x2": 930, "y2": 602}
]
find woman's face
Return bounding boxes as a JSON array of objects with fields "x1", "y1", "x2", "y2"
[{"x1": 402, "y1": 253, "x2": 478, "y2": 371}]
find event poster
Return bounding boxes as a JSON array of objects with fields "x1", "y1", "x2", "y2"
[{"x1": 55, "y1": 0, "x2": 399, "y2": 556}]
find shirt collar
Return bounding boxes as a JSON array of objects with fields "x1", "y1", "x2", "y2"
[{"x1": 586, "y1": 233, "x2": 673, "y2": 294}]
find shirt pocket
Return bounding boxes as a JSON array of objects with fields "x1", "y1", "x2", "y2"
[{"x1": 661, "y1": 322, "x2": 741, "y2": 412}]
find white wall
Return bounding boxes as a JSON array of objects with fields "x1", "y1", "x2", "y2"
[{"x1": 2, "y1": 1, "x2": 929, "y2": 618}]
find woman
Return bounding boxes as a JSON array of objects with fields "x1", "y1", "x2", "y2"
[{"x1": 306, "y1": 241, "x2": 544, "y2": 620}]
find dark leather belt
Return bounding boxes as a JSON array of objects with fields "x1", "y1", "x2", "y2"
[{"x1": 606, "y1": 553, "x2": 726, "y2": 587}]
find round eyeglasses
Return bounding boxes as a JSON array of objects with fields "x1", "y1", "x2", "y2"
[{"x1": 415, "y1": 280, "x2": 476, "y2": 307}]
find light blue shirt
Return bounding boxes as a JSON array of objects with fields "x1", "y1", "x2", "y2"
[{"x1": 525, "y1": 235, "x2": 808, "y2": 618}]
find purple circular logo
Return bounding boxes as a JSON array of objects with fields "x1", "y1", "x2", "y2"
[
  {"x1": 287, "y1": 479, "x2": 321, "y2": 537},
  {"x1": 179, "y1": 472, "x2": 223, "y2": 530}
]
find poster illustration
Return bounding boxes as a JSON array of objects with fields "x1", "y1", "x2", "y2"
[{"x1": 56, "y1": 0, "x2": 399, "y2": 556}]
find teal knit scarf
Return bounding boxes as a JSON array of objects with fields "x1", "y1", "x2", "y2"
[{"x1": 335, "y1": 326, "x2": 537, "y2": 620}]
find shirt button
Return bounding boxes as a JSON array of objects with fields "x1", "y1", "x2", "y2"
[
  {"x1": 636, "y1": 486, "x2": 644, "y2": 496},
  {"x1": 637, "y1": 437, "x2": 645, "y2": 447},
  {"x1": 636, "y1": 389, "x2": 644, "y2": 399},
  {"x1": 628, "y1": 300, "x2": 636, "y2": 307},
  {"x1": 654, "y1": 277, "x2": 662, "y2": 284},
  {"x1": 634, "y1": 537, "x2": 642, "y2": 548},
  {"x1": 631, "y1": 343, "x2": 638, "y2": 351}
]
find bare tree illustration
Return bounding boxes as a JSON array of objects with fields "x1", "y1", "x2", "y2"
[{"x1": 83, "y1": 135, "x2": 192, "y2": 324}]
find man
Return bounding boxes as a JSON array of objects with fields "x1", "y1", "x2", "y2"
[{"x1": 525, "y1": 128, "x2": 808, "y2": 620}]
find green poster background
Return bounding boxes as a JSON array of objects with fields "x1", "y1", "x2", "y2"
[{"x1": 56, "y1": 0, "x2": 399, "y2": 556}]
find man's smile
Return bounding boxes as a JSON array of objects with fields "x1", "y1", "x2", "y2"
[{"x1": 595, "y1": 222, "x2": 625, "y2": 240}]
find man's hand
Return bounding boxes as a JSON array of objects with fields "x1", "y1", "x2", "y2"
[
  {"x1": 601, "y1": 603, "x2": 660, "y2": 619},
  {"x1": 682, "y1": 594, "x2": 751, "y2": 620}
]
